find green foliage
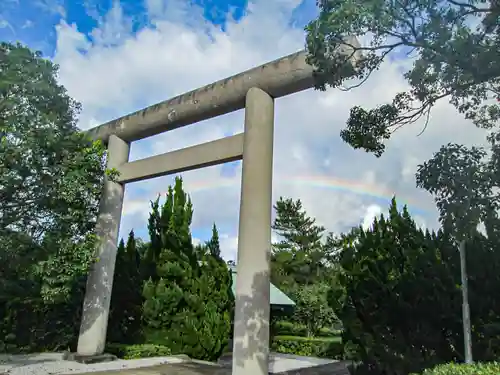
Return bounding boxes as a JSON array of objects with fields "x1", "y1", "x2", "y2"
[
  {"x1": 306, "y1": 0, "x2": 500, "y2": 156},
  {"x1": 271, "y1": 336, "x2": 343, "y2": 359},
  {"x1": 271, "y1": 197, "x2": 328, "y2": 291},
  {"x1": 412, "y1": 362, "x2": 500, "y2": 375},
  {"x1": 270, "y1": 196, "x2": 342, "y2": 342},
  {"x1": 0, "y1": 42, "x2": 107, "y2": 353},
  {"x1": 333, "y1": 197, "x2": 500, "y2": 374},
  {"x1": 0, "y1": 42, "x2": 107, "y2": 238},
  {"x1": 108, "y1": 231, "x2": 143, "y2": 344},
  {"x1": 274, "y1": 321, "x2": 341, "y2": 337},
  {"x1": 292, "y1": 282, "x2": 338, "y2": 337},
  {"x1": 142, "y1": 177, "x2": 233, "y2": 361},
  {"x1": 35, "y1": 234, "x2": 98, "y2": 304},
  {"x1": 105, "y1": 343, "x2": 171, "y2": 359},
  {"x1": 0, "y1": 272, "x2": 86, "y2": 353},
  {"x1": 416, "y1": 143, "x2": 500, "y2": 238},
  {"x1": 206, "y1": 223, "x2": 221, "y2": 258},
  {"x1": 274, "y1": 321, "x2": 308, "y2": 337}
]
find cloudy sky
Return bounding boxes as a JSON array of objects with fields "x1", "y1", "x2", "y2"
[{"x1": 1, "y1": 0, "x2": 489, "y2": 260}]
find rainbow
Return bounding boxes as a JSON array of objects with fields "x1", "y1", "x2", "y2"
[{"x1": 131, "y1": 174, "x2": 429, "y2": 216}]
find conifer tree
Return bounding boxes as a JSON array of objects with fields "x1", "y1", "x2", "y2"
[
  {"x1": 108, "y1": 230, "x2": 143, "y2": 344},
  {"x1": 332, "y1": 198, "x2": 462, "y2": 374},
  {"x1": 271, "y1": 197, "x2": 326, "y2": 290},
  {"x1": 207, "y1": 223, "x2": 221, "y2": 258},
  {"x1": 142, "y1": 177, "x2": 233, "y2": 361}
]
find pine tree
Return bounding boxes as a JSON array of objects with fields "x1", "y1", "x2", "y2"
[
  {"x1": 272, "y1": 198, "x2": 324, "y2": 252},
  {"x1": 142, "y1": 177, "x2": 233, "y2": 361},
  {"x1": 271, "y1": 197, "x2": 326, "y2": 290},
  {"x1": 108, "y1": 230, "x2": 143, "y2": 344}
]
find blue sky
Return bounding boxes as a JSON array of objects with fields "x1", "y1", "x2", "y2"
[
  {"x1": 1, "y1": 0, "x2": 486, "y2": 260},
  {"x1": 0, "y1": 0, "x2": 318, "y2": 56},
  {"x1": 0, "y1": 0, "x2": 324, "y2": 253}
]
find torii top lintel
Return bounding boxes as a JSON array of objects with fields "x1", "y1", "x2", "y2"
[{"x1": 85, "y1": 38, "x2": 360, "y2": 144}]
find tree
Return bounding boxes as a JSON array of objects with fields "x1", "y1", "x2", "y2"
[
  {"x1": 183, "y1": 225, "x2": 234, "y2": 361},
  {"x1": 207, "y1": 223, "x2": 221, "y2": 258},
  {"x1": 0, "y1": 42, "x2": 107, "y2": 239},
  {"x1": 0, "y1": 42, "x2": 109, "y2": 304},
  {"x1": 271, "y1": 197, "x2": 327, "y2": 290},
  {"x1": 332, "y1": 198, "x2": 464, "y2": 374},
  {"x1": 292, "y1": 282, "x2": 337, "y2": 337},
  {"x1": 0, "y1": 42, "x2": 109, "y2": 352},
  {"x1": 306, "y1": 0, "x2": 500, "y2": 156},
  {"x1": 417, "y1": 144, "x2": 499, "y2": 238},
  {"x1": 416, "y1": 143, "x2": 500, "y2": 363},
  {"x1": 142, "y1": 177, "x2": 233, "y2": 361},
  {"x1": 333, "y1": 197, "x2": 500, "y2": 373},
  {"x1": 108, "y1": 231, "x2": 143, "y2": 344}
]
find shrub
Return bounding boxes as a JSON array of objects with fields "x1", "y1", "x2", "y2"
[
  {"x1": 274, "y1": 321, "x2": 307, "y2": 336},
  {"x1": 106, "y1": 343, "x2": 171, "y2": 359},
  {"x1": 274, "y1": 321, "x2": 341, "y2": 338},
  {"x1": 412, "y1": 362, "x2": 500, "y2": 375},
  {"x1": 318, "y1": 327, "x2": 342, "y2": 337},
  {"x1": 271, "y1": 335, "x2": 344, "y2": 359}
]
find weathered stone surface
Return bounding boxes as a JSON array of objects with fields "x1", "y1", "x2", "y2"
[
  {"x1": 63, "y1": 352, "x2": 117, "y2": 364},
  {"x1": 79, "y1": 359, "x2": 351, "y2": 375},
  {"x1": 75, "y1": 361, "x2": 231, "y2": 375}
]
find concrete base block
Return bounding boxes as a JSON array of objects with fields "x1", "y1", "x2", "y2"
[{"x1": 63, "y1": 352, "x2": 117, "y2": 364}]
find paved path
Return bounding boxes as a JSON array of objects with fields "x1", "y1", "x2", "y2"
[
  {"x1": 82, "y1": 359, "x2": 351, "y2": 375},
  {"x1": 1, "y1": 353, "x2": 351, "y2": 375},
  {"x1": 79, "y1": 362, "x2": 230, "y2": 375}
]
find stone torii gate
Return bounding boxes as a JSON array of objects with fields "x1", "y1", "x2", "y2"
[{"x1": 77, "y1": 44, "x2": 359, "y2": 375}]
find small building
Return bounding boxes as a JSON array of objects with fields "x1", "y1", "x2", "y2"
[{"x1": 229, "y1": 265, "x2": 295, "y2": 308}]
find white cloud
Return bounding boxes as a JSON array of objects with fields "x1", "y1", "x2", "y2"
[
  {"x1": 361, "y1": 205, "x2": 382, "y2": 230},
  {"x1": 219, "y1": 233, "x2": 239, "y2": 261},
  {"x1": 52, "y1": 0, "x2": 490, "y2": 259}
]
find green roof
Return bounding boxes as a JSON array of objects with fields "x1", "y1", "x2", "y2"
[{"x1": 229, "y1": 266, "x2": 295, "y2": 306}]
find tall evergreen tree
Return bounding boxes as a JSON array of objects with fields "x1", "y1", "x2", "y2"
[
  {"x1": 332, "y1": 198, "x2": 464, "y2": 374},
  {"x1": 173, "y1": 226, "x2": 234, "y2": 361},
  {"x1": 272, "y1": 198, "x2": 325, "y2": 252},
  {"x1": 142, "y1": 177, "x2": 233, "y2": 361},
  {"x1": 207, "y1": 223, "x2": 221, "y2": 258},
  {"x1": 271, "y1": 197, "x2": 326, "y2": 290},
  {"x1": 108, "y1": 230, "x2": 143, "y2": 344}
]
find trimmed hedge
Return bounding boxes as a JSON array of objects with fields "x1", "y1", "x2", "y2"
[
  {"x1": 318, "y1": 327, "x2": 341, "y2": 337},
  {"x1": 105, "y1": 343, "x2": 171, "y2": 359},
  {"x1": 412, "y1": 362, "x2": 500, "y2": 375},
  {"x1": 271, "y1": 335, "x2": 343, "y2": 359},
  {"x1": 274, "y1": 321, "x2": 341, "y2": 337}
]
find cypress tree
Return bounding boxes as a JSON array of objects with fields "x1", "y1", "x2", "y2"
[
  {"x1": 333, "y1": 198, "x2": 463, "y2": 374},
  {"x1": 142, "y1": 177, "x2": 233, "y2": 361},
  {"x1": 108, "y1": 230, "x2": 143, "y2": 344},
  {"x1": 187, "y1": 225, "x2": 234, "y2": 360},
  {"x1": 207, "y1": 223, "x2": 221, "y2": 258}
]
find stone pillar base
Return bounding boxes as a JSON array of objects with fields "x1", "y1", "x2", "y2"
[{"x1": 63, "y1": 352, "x2": 117, "y2": 364}]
